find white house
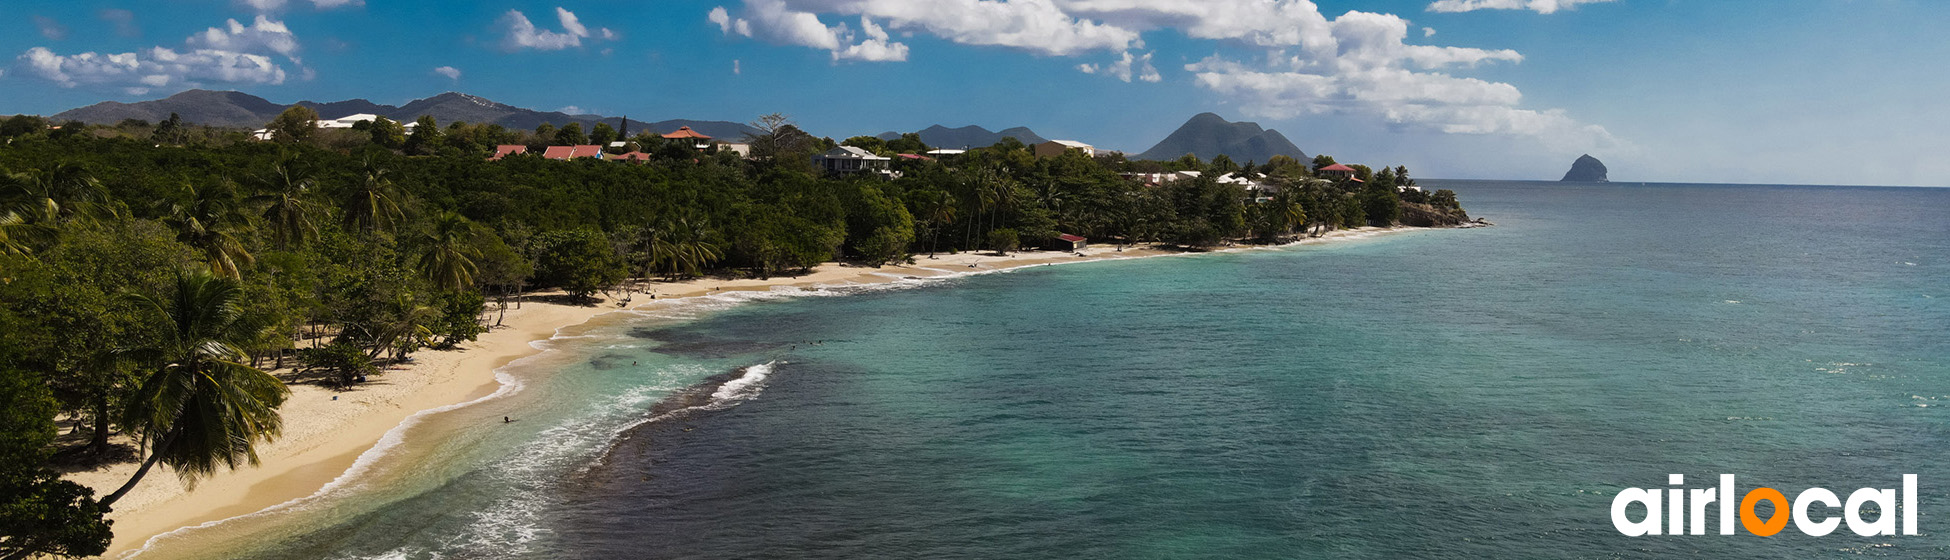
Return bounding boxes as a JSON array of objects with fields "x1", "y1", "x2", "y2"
[
  {"x1": 812, "y1": 146, "x2": 894, "y2": 177},
  {"x1": 1034, "y1": 139, "x2": 1096, "y2": 158}
]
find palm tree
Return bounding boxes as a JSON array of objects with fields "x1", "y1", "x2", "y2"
[
  {"x1": 100, "y1": 271, "x2": 288, "y2": 508},
  {"x1": 158, "y1": 181, "x2": 255, "y2": 280},
  {"x1": 913, "y1": 190, "x2": 956, "y2": 257},
  {"x1": 0, "y1": 209, "x2": 55, "y2": 255},
  {"x1": 418, "y1": 212, "x2": 482, "y2": 291},
  {"x1": 639, "y1": 216, "x2": 722, "y2": 279},
  {"x1": 342, "y1": 158, "x2": 404, "y2": 236},
  {"x1": 2, "y1": 163, "x2": 110, "y2": 222},
  {"x1": 249, "y1": 161, "x2": 321, "y2": 250}
]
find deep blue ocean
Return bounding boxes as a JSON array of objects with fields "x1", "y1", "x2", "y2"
[{"x1": 176, "y1": 181, "x2": 1949, "y2": 559}]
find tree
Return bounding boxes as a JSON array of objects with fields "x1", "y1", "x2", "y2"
[
  {"x1": 248, "y1": 161, "x2": 321, "y2": 250},
  {"x1": 158, "y1": 181, "x2": 254, "y2": 280},
  {"x1": 638, "y1": 216, "x2": 723, "y2": 280},
  {"x1": 341, "y1": 158, "x2": 405, "y2": 236},
  {"x1": 101, "y1": 271, "x2": 289, "y2": 508},
  {"x1": 265, "y1": 106, "x2": 319, "y2": 144},
  {"x1": 553, "y1": 122, "x2": 588, "y2": 146},
  {"x1": 367, "y1": 116, "x2": 406, "y2": 149},
  {"x1": 885, "y1": 132, "x2": 929, "y2": 155},
  {"x1": 531, "y1": 229, "x2": 626, "y2": 299},
  {"x1": 746, "y1": 113, "x2": 817, "y2": 163},
  {"x1": 1310, "y1": 154, "x2": 1338, "y2": 174},
  {"x1": 418, "y1": 212, "x2": 483, "y2": 291},
  {"x1": 589, "y1": 122, "x2": 618, "y2": 147},
  {"x1": 151, "y1": 113, "x2": 186, "y2": 145},
  {"x1": 841, "y1": 135, "x2": 888, "y2": 155},
  {"x1": 0, "y1": 366, "x2": 114, "y2": 560},
  {"x1": 403, "y1": 116, "x2": 442, "y2": 156},
  {"x1": 986, "y1": 228, "x2": 1020, "y2": 254}
]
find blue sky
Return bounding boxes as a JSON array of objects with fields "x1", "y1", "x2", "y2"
[{"x1": 2, "y1": 1, "x2": 1946, "y2": 186}]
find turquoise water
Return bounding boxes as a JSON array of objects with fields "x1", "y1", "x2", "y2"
[{"x1": 200, "y1": 182, "x2": 1947, "y2": 559}]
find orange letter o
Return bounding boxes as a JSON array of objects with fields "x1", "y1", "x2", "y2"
[{"x1": 1741, "y1": 488, "x2": 1790, "y2": 536}]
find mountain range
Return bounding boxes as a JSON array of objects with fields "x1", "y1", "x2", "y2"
[
  {"x1": 51, "y1": 90, "x2": 761, "y2": 140},
  {"x1": 875, "y1": 124, "x2": 1048, "y2": 149},
  {"x1": 1135, "y1": 113, "x2": 1306, "y2": 164}
]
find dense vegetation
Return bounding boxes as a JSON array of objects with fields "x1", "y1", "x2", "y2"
[{"x1": 0, "y1": 110, "x2": 1464, "y2": 558}]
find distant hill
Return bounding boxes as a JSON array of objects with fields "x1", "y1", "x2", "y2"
[
  {"x1": 875, "y1": 124, "x2": 1047, "y2": 149},
  {"x1": 52, "y1": 90, "x2": 759, "y2": 139},
  {"x1": 1135, "y1": 113, "x2": 1305, "y2": 163},
  {"x1": 1560, "y1": 154, "x2": 1609, "y2": 182}
]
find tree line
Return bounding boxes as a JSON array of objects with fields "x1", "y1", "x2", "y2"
[{"x1": 0, "y1": 110, "x2": 1465, "y2": 558}]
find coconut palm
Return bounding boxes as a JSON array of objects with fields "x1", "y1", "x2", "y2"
[
  {"x1": 418, "y1": 212, "x2": 482, "y2": 291},
  {"x1": 341, "y1": 158, "x2": 404, "y2": 236},
  {"x1": 99, "y1": 271, "x2": 288, "y2": 507},
  {"x1": 912, "y1": 190, "x2": 956, "y2": 256},
  {"x1": 639, "y1": 216, "x2": 722, "y2": 279},
  {"x1": 249, "y1": 161, "x2": 322, "y2": 250},
  {"x1": 2, "y1": 163, "x2": 110, "y2": 222},
  {"x1": 158, "y1": 181, "x2": 255, "y2": 280}
]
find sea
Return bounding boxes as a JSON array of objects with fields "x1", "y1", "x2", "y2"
[{"x1": 132, "y1": 181, "x2": 1949, "y2": 559}]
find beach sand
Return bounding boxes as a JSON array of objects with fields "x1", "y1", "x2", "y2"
[{"x1": 66, "y1": 227, "x2": 1409, "y2": 556}]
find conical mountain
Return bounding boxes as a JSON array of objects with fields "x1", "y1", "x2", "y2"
[
  {"x1": 1560, "y1": 154, "x2": 1609, "y2": 182},
  {"x1": 1136, "y1": 113, "x2": 1306, "y2": 163}
]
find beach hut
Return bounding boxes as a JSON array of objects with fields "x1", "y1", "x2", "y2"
[{"x1": 1051, "y1": 234, "x2": 1087, "y2": 251}]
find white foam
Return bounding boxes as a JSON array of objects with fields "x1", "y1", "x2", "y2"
[{"x1": 711, "y1": 362, "x2": 774, "y2": 402}]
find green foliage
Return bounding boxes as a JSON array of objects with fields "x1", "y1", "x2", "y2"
[
  {"x1": 841, "y1": 135, "x2": 888, "y2": 155},
  {"x1": 1359, "y1": 181, "x2": 1402, "y2": 226},
  {"x1": 530, "y1": 228, "x2": 625, "y2": 299},
  {"x1": 1310, "y1": 154, "x2": 1337, "y2": 174},
  {"x1": 429, "y1": 291, "x2": 486, "y2": 348},
  {"x1": 553, "y1": 122, "x2": 588, "y2": 146},
  {"x1": 589, "y1": 122, "x2": 618, "y2": 147},
  {"x1": 404, "y1": 116, "x2": 442, "y2": 156},
  {"x1": 368, "y1": 116, "x2": 406, "y2": 149},
  {"x1": 885, "y1": 132, "x2": 928, "y2": 154},
  {"x1": 298, "y1": 340, "x2": 376, "y2": 387},
  {"x1": 265, "y1": 106, "x2": 319, "y2": 144},
  {"x1": 0, "y1": 367, "x2": 113, "y2": 559},
  {"x1": 986, "y1": 228, "x2": 1020, "y2": 253}
]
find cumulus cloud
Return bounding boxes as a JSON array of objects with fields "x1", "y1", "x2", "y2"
[
  {"x1": 99, "y1": 9, "x2": 140, "y2": 38},
  {"x1": 237, "y1": 0, "x2": 364, "y2": 12},
  {"x1": 11, "y1": 15, "x2": 304, "y2": 94},
  {"x1": 1426, "y1": 0, "x2": 1614, "y2": 14},
  {"x1": 711, "y1": 0, "x2": 1607, "y2": 145},
  {"x1": 1079, "y1": 50, "x2": 1160, "y2": 83},
  {"x1": 733, "y1": 59, "x2": 742, "y2": 75},
  {"x1": 709, "y1": 2, "x2": 910, "y2": 62},
  {"x1": 500, "y1": 7, "x2": 615, "y2": 51},
  {"x1": 433, "y1": 66, "x2": 461, "y2": 80},
  {"x1": 710, "y1": 0, "x2": 1134, "y2": 58},
  {"x1": 188, "y1": 16, "x2": 302, "y2": 63},
  {"x1": 33, "y1": 16, "x2": 68, "y2": 41}
]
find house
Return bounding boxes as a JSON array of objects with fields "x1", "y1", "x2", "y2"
[
  {"x1": 1034, "y1": 140, "x2": 1096, "y2": 158},
  {"x1": 661, "y1": 126, "x2": 714, "y2": 150},
  {"x1": 926, "y1": 148, "x2": 966, "y2": 158},
  {"x1": 319, "y1": 114, "x2": 380, "y2": 129},
  {"x1": 490, "y1": 145, "x2": 529, "y2": 161},
  {"x1": 896, "y1": 153, "x2": 933, "y2": 161},
  {"x1": 718, "y1": 143, "x2": 752, "y2": 157},
  {"x1": 1050, "y1": 234, "x2": 1088, "y2": 251},
  {"x1": 608, "y1": 151, "x2": 653, "y2": 163},
  {"x1": 1317, "y1": 163, "x2": 1363, "y2": 182},
  {"x1": 542, "y1": 145, "x2": 605, "y2": 160},
  {"x1": 812, "y1": 146, "x2": 893, "y2": 177}
]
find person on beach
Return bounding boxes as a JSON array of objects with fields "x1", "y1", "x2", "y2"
[{"x1": 503, "y1": 416, "x2": 511, "y2": 423}]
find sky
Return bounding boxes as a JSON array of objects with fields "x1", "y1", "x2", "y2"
[{"x1": 1, "y1": 0, "x2": 1946, "y2": 186}]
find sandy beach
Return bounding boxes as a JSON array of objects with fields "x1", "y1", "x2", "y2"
[{"x1": 66, "y1": 227, "x2": 1408, "y2": 556}]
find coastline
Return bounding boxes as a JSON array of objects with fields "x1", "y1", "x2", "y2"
[{"x1": 68, "y1": 226, "x2": 1420, "y2": 557}]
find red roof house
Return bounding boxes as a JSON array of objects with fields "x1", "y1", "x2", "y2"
[
  {"x1": 609, "y1": 151, "x2": 653, "y2": 163},
  {"x1": 490, "y1": 145, "x2": 529, "y2": 161},
  {"x1": 1316, "y1": 163, "x2": 1363, "y2": 182},
  {"x1": 660, "y1": 126, "x2": 712, "y2": 140},
  {"x1": 542, "y1": 145, "x2": 605, "y2": 160},
  {"x1": 1052, "y1": 233, "x2": 1088, "y2": 251}
]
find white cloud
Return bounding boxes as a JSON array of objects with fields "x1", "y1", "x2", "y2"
[
  {"x1": 1426, "y1": 0, "x2": 1614, "y2": 14},
  {"x1": 733, "y1": 59, "x2": 741, "y2": 74},
  {"x1": 16, "y1": 46, "x2": 286, "y2": 90},
  {"x1": 433, "y1": 66, "x2": 461, "y2": 80},
  {"x1": 188, "y1": 16, "x2": 302, "y2": 63},
  {"x1": 10, "y1": 14, "x2": 303, "y2": 93},
  {"x1": 709, "y1": 2, "x2": 910, "y2": 62},
  {"x1": 1423, "y1": 26, "x2": 1436, "y2": 37},
  {"x1": 558, "y1": 106, "x2": 585, "y2": 115},
  {"x1": 500, "y1": 7, "x2": 615, "y2": 51},
  {"x1": 33, "y1": 16, "x2": 68, "y2": 41},
  {"x1": 712, "y1": 0, "x2": 1134, "y2": 57},
  {"x1": 1079, "y1": 50, "x2": 1159, "y2": 82},
  {"x1": 237, "y1": 0, "x2": 364, "y2": 12}
]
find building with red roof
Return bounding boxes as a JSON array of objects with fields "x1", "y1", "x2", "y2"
[
  {"x1": 542, "y1": 145, "x2": 605, "y2": 160},
  {"x1": 1317, "y1": 163, "x2": 1363, "y2": 182},
  {"x1": 490, "y1": 145, "x2": 529, "y2": 161},
  {"x1": 1051, "y1": 233, "x2": 1088, "y2": 251}
]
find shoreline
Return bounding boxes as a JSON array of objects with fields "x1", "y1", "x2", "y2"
[{"x1": 68, "y1": 226, "x2": 1425, "y2": 557}]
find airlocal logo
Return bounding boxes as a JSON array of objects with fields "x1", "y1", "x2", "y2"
[{"x1": 1611, "y1": 474, "x2": 1917, "y2": 536}]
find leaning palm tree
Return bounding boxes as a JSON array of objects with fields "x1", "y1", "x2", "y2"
[
  {"x1": 99, "y1": 271, "x2": 288, "y2": 508},
  {"x1": 639, "y1": 216, "x2": 722, "y2": 280},
  {"x1": 0, "y1": 209, "x2": 55, "y2": 255},
  {"x1": 418, "y1": 212, "x2": 482, "y2": 291},
  {"x1": 248, "y1": 161, "x2": 321, "y2": 250},
  {"x1": 159, "y1": 181, "x2": 255, "y2": 279},
  {"x1": 342, "y1": 158, "x2": 405, "y2": 236},
  {"x1": 2, "y1": 163, "x2": 110, "y2": 223}
]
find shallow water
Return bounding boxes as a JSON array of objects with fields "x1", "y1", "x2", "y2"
[{"x1": 163, "y1": 181, "x2": 1948, "y2": 559}]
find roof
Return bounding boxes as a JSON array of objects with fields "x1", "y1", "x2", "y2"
[
  {"x1": 542, "y1": 145, "x2": 605, "y2": 160},
  {"x1": 490, "y1": 145, "x2": 528, "y2": 161},
  {"x1": 817, "y1": 146, "x2": 890, "y2": 160},
  {"x1": 661, "y1": 126, "x2": 712, "y2": 140},
  {"x1": 609, "y1": 151, "x2": 653, "y2": 162},
  {"x1": 1318, "y1": 163, "x2": 1356, "y2": 173},
  {"x1": 896, "y1": 153, "x2": 932, "y2": 160},
  {"x1": 926, "y1": 149, "x2": 966, "y2": 155},
  {"x1": 1057, "y1": 234, "x2": 1087, "y2": 242},
  {"x1": 1045, "y1": 140, "x2": 1092, "y2": 149}
]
